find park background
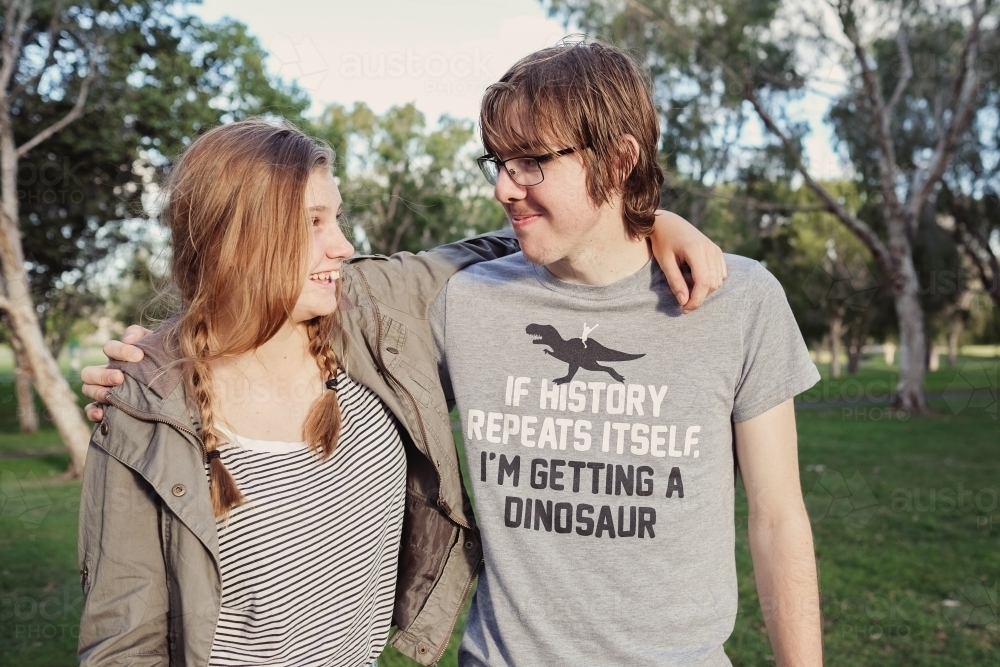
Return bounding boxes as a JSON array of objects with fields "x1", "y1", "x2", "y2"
[{"x1": 0, "y1": 0, "x2": 997, "y2": 665}]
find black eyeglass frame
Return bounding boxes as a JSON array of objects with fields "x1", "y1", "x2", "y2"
[{"x1": 476, "y1": 146, "x2": 582, "y2": 186}]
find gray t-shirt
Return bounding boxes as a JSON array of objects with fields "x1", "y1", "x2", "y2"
[{"x1": 431, "y1": 253, "x2": 819, "y2": 667}]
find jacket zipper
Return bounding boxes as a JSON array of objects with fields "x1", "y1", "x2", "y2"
[
  {"x1": 433, "y1": 557, "x2": 484, "y2": 664},
  {"x1": 353, "y1": 266, "x2": 473, "y2": 532},
  {"x1": 353, "y1": 267, "x2": 483, "y2": 664},
  {"x1": 104, "y1": 393, "x2": 208, "y2": 460}
]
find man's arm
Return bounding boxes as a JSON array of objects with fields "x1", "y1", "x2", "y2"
[{"x1": 734, "y1": 399, "x2": 823, "y2": 667}]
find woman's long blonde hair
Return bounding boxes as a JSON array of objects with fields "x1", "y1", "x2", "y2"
[{"x1": 161, "y1": 119, "x2": 343, "y2": 516}]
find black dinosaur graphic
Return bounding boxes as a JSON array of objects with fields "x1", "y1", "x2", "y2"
[{"x1": 526, "y1": 323, "x2": 645, "y2": 385}]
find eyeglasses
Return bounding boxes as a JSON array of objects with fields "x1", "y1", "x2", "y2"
[{"x1": 476, "y1": 147, "x2": 582, "y2": 187}]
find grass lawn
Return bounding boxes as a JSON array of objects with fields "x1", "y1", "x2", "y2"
[{"x1": 1, "y1": 353, "x2": 997, "y2": 666}]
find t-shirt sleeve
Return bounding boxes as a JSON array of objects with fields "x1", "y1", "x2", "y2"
[
  {"x1": 732, "y1": 262, "x2": 821, "y2": 423},
  {"x1": 429, "y1": 282, "x2": 454, "y2": 405}
]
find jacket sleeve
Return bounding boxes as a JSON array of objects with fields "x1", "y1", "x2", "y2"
[
  {"x1": 346, "y1": 229, "x2": 520, "y2": 316},
  {"x1": 78, "y1": 438, "x2": 170, "y2": 666}
]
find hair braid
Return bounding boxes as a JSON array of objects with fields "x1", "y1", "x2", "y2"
[
  {"x1": 303, "y1": 313, "x2": 343, "y2": 458},
  {"x1": 184, "y1": 317, "x2": 245, "y2": 516}
]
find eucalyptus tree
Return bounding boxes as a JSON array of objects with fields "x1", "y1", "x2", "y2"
[
  {"x1": 545, "y1": 0, "x2": 999, "y2": 412},
  {"x1": 312, "y1": 102, "x2": 505, "y2": 256},
  {"x1": 0, "y1": 0, "x2": 305, "y2": 469}
]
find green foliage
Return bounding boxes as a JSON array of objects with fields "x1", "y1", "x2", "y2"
[
  {"x1": 9, "y1": 1, "x2": 308, "y2": 355},
  {"x1": 310, "y1": 102, "x2": 506, "y2": 255},
  {"x1": 544, "y1": 0, "x2": 999, "y2": 349}
]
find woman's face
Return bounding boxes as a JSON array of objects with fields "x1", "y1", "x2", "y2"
[{"x1": 291, "y1": 168, "x2": 355, "y2": 323}]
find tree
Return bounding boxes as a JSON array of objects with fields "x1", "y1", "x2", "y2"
[
  {"x1": 545, "y1": 0, "x2": 999, "y2": 412},
  {"x1": 941, "y1": 188, "x2": 999, "y2": 309},
  {"x1": 311, "y1": 102, "x2": 505, "y2": 255},
  {"x1": 760, "y1": 182, "x2": 886, "y2": 377},
  {"x1": 0, "y1": 1, "x2": 306, "y2": 473}
]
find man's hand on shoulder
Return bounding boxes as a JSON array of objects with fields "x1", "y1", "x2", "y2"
[
  {"x1": 649, "y1": 210, "x2": 727, "y2": 314},
  {"x1": 80, "y1": 325, "x2": 152, "y2": 422}
]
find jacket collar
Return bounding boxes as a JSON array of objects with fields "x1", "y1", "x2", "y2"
[{"x1": 103, "y1": 323, "x2": 220, "y2": 565}]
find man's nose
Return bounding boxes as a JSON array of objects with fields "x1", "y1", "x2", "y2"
[{"x1": 493, "y1": 165, "x2": 526, "y2": 202}]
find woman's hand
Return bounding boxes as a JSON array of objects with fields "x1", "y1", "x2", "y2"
[
  {"x1": 80, "y1": 325, "x2": 151, "y2": 422},
  {"x1": 650, "y1": 210, "x2": 727, "y2": 313}
]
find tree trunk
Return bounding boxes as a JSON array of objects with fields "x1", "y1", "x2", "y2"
[
  {"x1": 847, "y1": 337, "x2": 863, "y2": 374},
  {"x1": 10, "y1": 331, "x2": 39, "y2": 432},
  {"x1": 830, "y1": 313, "x2": 843, "y2": 379},
  {"x1": 883, "y1": 341, "x2": 896, "y2": 365},
  {"x1": 846, "y1": 306, "x2": 875, "y2": 375},
  {"x1": 947, "y1": 326, "x2": 960, "y2": 368},
  {"x1": 891, "y1": 252, "x2": 928, "y2": 414},
  {"x1": 1, "y1": 125, "x2": 90, "y2": 476}
]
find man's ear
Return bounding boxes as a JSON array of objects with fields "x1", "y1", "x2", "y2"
[{"x1": 617, "y1": 134, "x2": 640, "y2": 185}]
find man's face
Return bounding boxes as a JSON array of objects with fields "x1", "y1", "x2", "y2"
[{"x1": 492, "y1": 142, "x2": 611, "y2": 268}]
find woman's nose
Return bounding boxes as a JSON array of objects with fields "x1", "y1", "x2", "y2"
[{"x1": 325, "y1": 224, "x2": 355, "y2": 259}]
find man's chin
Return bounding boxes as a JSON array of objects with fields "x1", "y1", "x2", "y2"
[
  {"x1": 518, "y1": 244, "x2": 553, "y2": 266},
  {"x1": 513, "y1": 229, "x2": 565, "y2": 266}
]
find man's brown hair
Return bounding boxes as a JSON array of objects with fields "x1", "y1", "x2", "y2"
[{"x1": 480, "y1": 40, "x2": 664, "y2": 238}]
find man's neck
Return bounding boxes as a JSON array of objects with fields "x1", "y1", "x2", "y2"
[{"x1": 545, "y1": 216, "x2": 652, "y2": 287}]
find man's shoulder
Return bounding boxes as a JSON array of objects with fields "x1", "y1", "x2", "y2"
[
  {"x1": 721, "y1": 254, "x2": 770, "y2": 283},
  {"x1": 684, "y1": 253, "x2": 780, "y2": 312},
  {"x1": 448, "y1": 252, "x2": 534, "y2": 286}
]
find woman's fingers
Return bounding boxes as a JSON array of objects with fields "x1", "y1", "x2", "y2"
[
  {"x1": 681, "y1": 245, "x2": 726, "y2": 313},
  {"x1": 660, "y1": 253, "x2": 690, "y2": 307}
]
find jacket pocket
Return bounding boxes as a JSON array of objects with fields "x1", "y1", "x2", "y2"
[{"x1": 379, "y1": 316, "x2": 408, "y2": 374}]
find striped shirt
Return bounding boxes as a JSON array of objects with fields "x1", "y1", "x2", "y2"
[{"x1": 208, "y1": 372, "x2": 406, "y2": 667}]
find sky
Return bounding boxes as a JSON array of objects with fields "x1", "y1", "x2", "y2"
[
  {"x1": 193, "y1": 0, "x2": 571, "y2": 121},
  {"x1": 192, "y1": 0, "x2": 844, "y2": 178}
]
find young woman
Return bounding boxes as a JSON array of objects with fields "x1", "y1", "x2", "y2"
[{"x1": 78, "y1": 119, "x2": 726, "y2": 667}]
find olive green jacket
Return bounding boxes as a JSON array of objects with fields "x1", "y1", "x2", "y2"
[{"x1": 78, "y1": 232, "x2": 519, "y2": 667}]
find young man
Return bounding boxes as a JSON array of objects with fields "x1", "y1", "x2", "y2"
[{"x1": 429, "y1": 42, "x2": 822, "y2": 666}]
